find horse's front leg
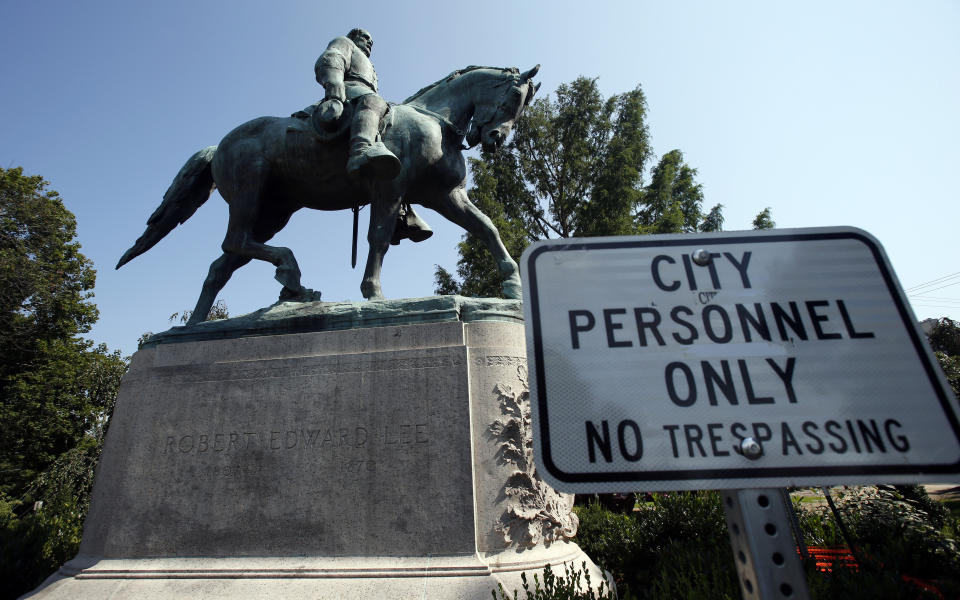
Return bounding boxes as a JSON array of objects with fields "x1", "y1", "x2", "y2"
[
  {"x1": 360, "y1": 193, "x2": 403, "y2": 300},
  {"x1": 427, "y1": 185, "x2": 521, "y2": 299}
]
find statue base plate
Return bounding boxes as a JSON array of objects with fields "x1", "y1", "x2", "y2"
[
  {"x1": 30, "y1": 545, "x2": 601, "y2": 599},
  {"x1": 24, "y1": 298, "x2": 605, "y2": 599}
]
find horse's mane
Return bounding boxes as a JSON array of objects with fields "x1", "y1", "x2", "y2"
[{"x1": 403, "y1": 66, "x2": 520, "y2": 104}]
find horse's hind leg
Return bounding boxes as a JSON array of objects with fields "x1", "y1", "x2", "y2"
[
  {"x1": 188, "y1": 253, "x2": 252, "y2": 325},
  {"x1": 426, "y1": 187, "x2": 521, "y2": 299},
  {"x1": 220, "y1": 195, "x2": 309, "y2": 300},
  {"x1": 187, "y1": 202, "x2": 298, "y2": 325}
]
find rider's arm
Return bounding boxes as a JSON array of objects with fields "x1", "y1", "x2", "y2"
[{"x1": 315, "y1": 37, "x2": 353, "y2": 103}]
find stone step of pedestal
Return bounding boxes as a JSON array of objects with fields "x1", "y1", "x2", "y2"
[{"x1": 31, "y1": 544, "x2": 602, "y2": 599}]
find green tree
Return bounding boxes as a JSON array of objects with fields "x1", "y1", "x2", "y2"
[
  {"x1": 0, "y1": 168, "x2": 105, "y2": 498},
  {"x1": 928, "y1": 317, "x2": 960, "y2": 356},
  {"x1": 0, "y1": 167, "x2": 129, "y2": 597},
  {"x1": 637, "y1": 149, "x2": 716, "y2": 234},
  {"x1": 138, "y1": 300, "x2": 231, "y2": 350},
  {"x1": 0, "y1": 346, "x2": 126, "y2": 597},
  {"x1": 752, "y1": 207, "x2": 775, "y2": 230},
  {"x1": 168, "y1": 298, "x2": 230, "y2": 325},
  {"x1": 927, "y1": 318, "x2": 960, "y2": 398},
  {"x1": 936, "y1": 352, "x2": 960, "y2": 398},
  {"x1": 434, "y1": 78, "x2": 722, "y2": 296},
  {"x1": 700, "y1": 203, "x2": 725, "y2": 233}
]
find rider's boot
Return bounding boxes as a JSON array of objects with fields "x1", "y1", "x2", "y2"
[
  {"x1": 391, "y1": 203, "x2": 434, "y2": 245},
  {"x1": 347, "y1": 95, "x2": 401, "y2": 180}
]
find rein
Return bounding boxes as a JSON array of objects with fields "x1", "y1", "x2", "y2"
[{"x1": 404, "y1": 103, "x2": 467, "y2": 141}]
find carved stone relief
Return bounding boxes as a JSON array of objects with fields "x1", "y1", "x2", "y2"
[{"x1": 489, "y1": 364, "x2": 578, "y2": 547}]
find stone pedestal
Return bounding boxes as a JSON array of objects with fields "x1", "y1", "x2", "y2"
[{"x1": 26, "y1": 297, "x2": 604, "y2": 599}]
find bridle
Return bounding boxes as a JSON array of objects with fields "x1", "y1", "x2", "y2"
[
  {"x1": 403, "y1": 74, "x2": 530, "y2": 150},
  {"x1": 466, "y1": 77, "x2": 528, "y2": 149}
]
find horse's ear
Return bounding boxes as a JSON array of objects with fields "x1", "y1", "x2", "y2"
[{"x1": 521, "y1": 64, "x2": 540, "y2": 82}]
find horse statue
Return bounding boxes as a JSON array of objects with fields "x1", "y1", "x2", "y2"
[{"x1": 116, "y1": 65, "x2": 541, "y2": 325}]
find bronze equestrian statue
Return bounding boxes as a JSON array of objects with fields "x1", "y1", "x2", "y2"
[{"x1": 117, "y1": 28, "x2": 539, "y2": 325}]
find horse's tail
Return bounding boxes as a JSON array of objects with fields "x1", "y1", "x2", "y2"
[{"x1": 116, "y1": 146, "x2": 217, "y2": 269}]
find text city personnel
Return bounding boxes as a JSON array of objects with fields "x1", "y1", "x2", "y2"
[{"x1": 560, "y1": 251, "x2": 911, "y2": 464}]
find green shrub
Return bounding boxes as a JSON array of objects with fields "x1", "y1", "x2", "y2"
[
  {"x1": 492, "y1": 562, "x2": 615, "y2": 600},
  {"x1": 571, "y1": 487, "x2": 959, "y2": 599},
  {"x1": 796, "y1": 485, "x2": 960, "y2": 598},
  {"x1": 0, "y1": 437, "x2": 103, "y2": 599},
  {"x1": 574, "y1": 492, "x2": 738, "y2": 599},
  {"x1": 571, "y1": 501, "x2": 642, "y2": 586}
]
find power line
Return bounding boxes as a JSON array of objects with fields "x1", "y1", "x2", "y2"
[
  {"x1": 910, "y1": 304, "x2": 960, "y2": 310},
  {"x1": 908, "y1": 280, "x2": 960, "y2": 296},
  {"x1": 905, "y1": 271, "x2": 960, "y2": 293}
]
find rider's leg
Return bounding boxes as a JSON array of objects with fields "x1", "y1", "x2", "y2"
[{"x1": 347, "y1": 94, "x2": 401, "y2": 180}]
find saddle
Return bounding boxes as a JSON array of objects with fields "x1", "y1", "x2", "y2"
[
  {"x1": 291, "y1": 101, "x2": 354, "y2": 141},
  {"x1": 291, "y1": 100, "x2": 395, "y2": 141}
]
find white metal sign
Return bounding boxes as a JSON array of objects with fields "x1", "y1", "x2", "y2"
[{"x1": 521, "y1": 227, "x2": 960, "y2": 492}]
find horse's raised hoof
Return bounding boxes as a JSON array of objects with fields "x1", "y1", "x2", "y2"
[{"x1": 502, "y1": 278, "x2": 522, "y2": 300}]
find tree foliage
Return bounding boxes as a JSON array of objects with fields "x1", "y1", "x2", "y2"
[
  {"x1": 928, "y1": 318, "x2": 960, "y2": 356},
  {"x1": 168, "y1": 298, "x2": 230, "y2": 325},
  {"x1": 0, "y1": 168, "x2": 128, "y2": 598},
  {"x1": 0, "y1": 168, "x2": 114, "y2": 498},
  {"x1": 752, "y1": 207, "x2": 775, "y2": 230},
  {"x1": 0, "y1": 169, "x2": 98, "y2": 349},
  {"x1": 637, "y1": 149, "x2": 712, "y2": 235},
  {"x1": 927, "y1": 318, "x2": 960, "y2": 398},
  {"x1": 435, "y1": 77, "x2": 723, "y2": 296}
]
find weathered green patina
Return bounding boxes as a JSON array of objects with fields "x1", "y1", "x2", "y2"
[{"x1": 140, "y1": 296, "x2": 523, "y2": 347}]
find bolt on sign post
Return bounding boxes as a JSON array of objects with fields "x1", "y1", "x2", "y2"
[{"x1": 520, "y1": 227, "x2": 960, "y2": 599}]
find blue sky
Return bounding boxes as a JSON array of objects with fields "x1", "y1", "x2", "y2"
[{"x1": 2, "y1": 0, "x2": 958, "y2": 356}]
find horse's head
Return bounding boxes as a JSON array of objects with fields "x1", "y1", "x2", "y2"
[{"x1": 467, "y1": 65, "x2": 541, "y2": 151}]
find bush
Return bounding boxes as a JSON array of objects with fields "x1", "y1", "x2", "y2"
[
  {"x1": 0, "y1": 437, "x2": 104, "y2": 599},
  {"x1": 492, "y1": 562, "x2": 615, "y2": 600},
  {"x1": 0, "y1": 498, "x2": 81, "y2": 597},
  {"x1": 571, "y1": 487, "x2": 959, "y2": 599},
  {"x1": 574, "y1": 492, "x2": 738, "y2": 599},
  {"x1": 796, "y1": 485, "x2": 960, "y2": 598}
]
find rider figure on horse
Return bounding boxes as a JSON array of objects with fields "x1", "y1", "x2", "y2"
[{"x1": 314, "y1": 28, "x2": 431, "y2": 244}]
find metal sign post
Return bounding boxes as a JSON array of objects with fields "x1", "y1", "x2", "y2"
[
  {"x1": 722, "y1": 487, "x2": 810, "y2": 600},
  {"x1": 518, "y1": 227, "x2": 960, "y2": 599}
]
